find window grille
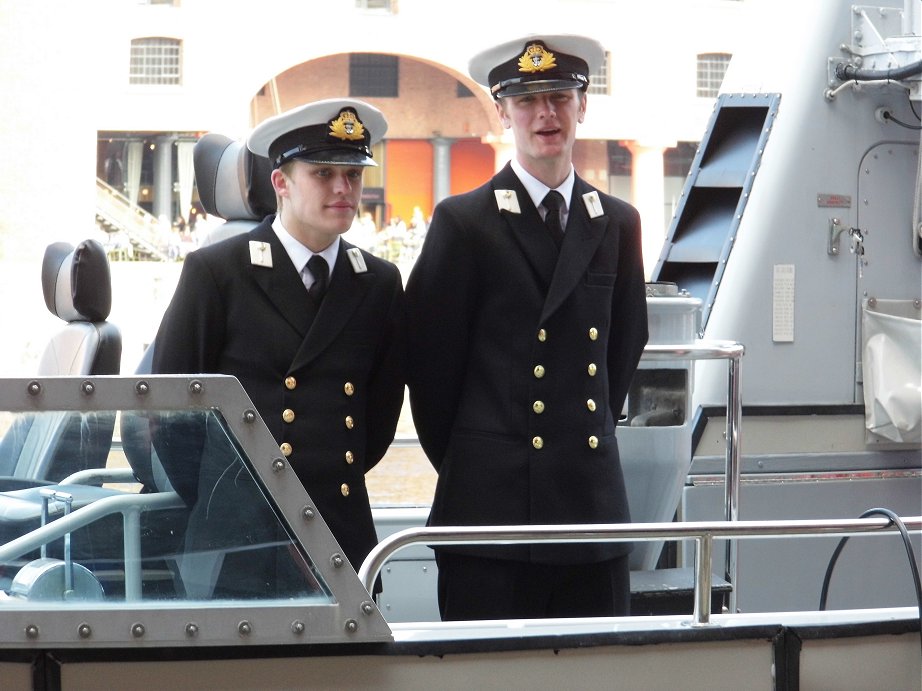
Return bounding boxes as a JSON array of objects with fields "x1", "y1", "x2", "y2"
[
  {"x1": 696, "y1": 53, "x2": 731, "y2": 98},
  {"x1": 355, "y1": 0, "x2": 393, "y2": 11},
  {"x1": 350, "y1": 54, "x2": 398, "y2": 97},
  {"x1": 130, "y1": 37, "x2": 181, "y2": 85},
  {"x1": 588, "y1": 52, "x2": 610, "y2": 95}
]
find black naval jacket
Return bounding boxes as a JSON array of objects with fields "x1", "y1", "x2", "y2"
[
  {"x1": 151, "y1": 216, "x2": 406, "y2": 572},
  {"x1": 406, "y1": 163, "x2": 648, "y2": 564}
]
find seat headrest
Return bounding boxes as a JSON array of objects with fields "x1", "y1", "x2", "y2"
[
  {"x1": 194, "y1": 133, "x2": 275, "y2": 221},
  {"x1": 42, "y1": 239, "x2": 112, "y2": 322}
]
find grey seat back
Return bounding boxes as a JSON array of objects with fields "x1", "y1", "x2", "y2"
[
  {"x1": 194, "y1": 133, "x2": 275, "y2": 246},
  {"x1": 0, "y1": 239, "x2": 121, "y2": 486}
]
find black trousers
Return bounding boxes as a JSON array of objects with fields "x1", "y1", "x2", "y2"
[{"x1": 436, "y1": 551, "x2": 631, "y2": 621}]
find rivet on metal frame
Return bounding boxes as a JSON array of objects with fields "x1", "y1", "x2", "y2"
[
  {"x1": 237, "y1": 621, "x2": 252, "y2": 637},
  {"x1": 189, "y1": 380, "x2": 204, "y2": 395},
  {"x1": 272, "y1": 458, "x2": 286, "y2": 473},
  {"x1": 135, "y1": 380, "x2": 150, "y2": 396},
  {"x1": 77, "y1": 623, "x2": 92, "y2": 639},
  {"x1": 24, "y1": 624, "x2": 39, "y2": 640},
  {"x1": 302, "y1": 506, "x2": 315, "y2": 521},
  {"x1": 26, "y1": 381, "x2": 41, "y2": 396},
  {"x1": 344, "y1": 619, "x2": 358, "y2": 633},
  {"x1": 331, "y1": 553, "x2": 345, "y2": 569},
  {"x1": 185, "y1": 623, "x2": 199, "y2": 638},
  {"x1": 131, "y1": 622, "x2": 146, "y2": 638},
  {"x1": 243, "y1": 409, "x2": 257, "y2": 423},
  {"x1": 291, "y1": 620, "x2": 306, "y2": 635},
  {"x1": 81, "y1": 380, "x2": 95, "y2": 395}
]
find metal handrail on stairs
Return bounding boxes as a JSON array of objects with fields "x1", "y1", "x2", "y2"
[{"x1": 95, "y1": 178, "x2": 171, "y2": 261}]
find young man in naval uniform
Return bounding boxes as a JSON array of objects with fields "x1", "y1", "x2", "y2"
[
  {"x1": 406, "y1": 35, "x2": 648, "y2": 620},
  {"x1": 151, "y1": 99, "x2": 405, "y2": 597}
]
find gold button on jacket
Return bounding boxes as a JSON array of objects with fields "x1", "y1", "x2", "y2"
[
  {"x1": 533, "y1": 365, "x2": 545, "y2": 379},
  {"x1": 586, "y1": 399, "x2": 597, "y2": 412},
  {"x1": 344, "y1": 382, "x2": 355, "y2": 396},
  {"x1": 537, "y1": 328, "x2": 547, "y2": 342},
  {"x1": 345, "y1": 450, "x2": 354, "y2": 464},
  {"x1": 341, "y1": 483, "x2": 350, "y2": 497},
  {"x1": 280, "y1": 442, "x2": 292, "y2": 456},
  {"x1": 587, "y1": 363, "x2": 597, "y2": 376},
  {"x1": 284, "y1": 376, "x2": 297, "y2": 390},
  {"x1": 589, "y1": 327, "x2": 599, "y2": 341},
  {"x1": 532, "y1": 400, "x2": 545, "y2": 414},
  {"x1": 282, "y1": 408, "x2": 295, "y2": 423},
  {"x1": 345, "y1": 415, "x2": 355, "y2": 429},
  {"x1": 532, "y1": 436, "x2": 544, "y2": 449},
  {"x1": 588, "y1": 436, "x2": 599, "y2": 449}
]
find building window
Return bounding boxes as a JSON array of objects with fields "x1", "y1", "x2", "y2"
[
  {"x1": 355, "y1": 0, "x2": 394, "y2": 11},
  {"x1": 696, "y1": 53, "x2": 731, "y2": 98},
  {"x1": 588, "y1": 51, "x2": 610, "y2": 95},
  {"x1": 350, "y1": 54, "x2": 398, "y2": 97},
  {"x1": 664, "y1": 142, "x2": 698, "y2": 177},
  {"x1": 608, "y1": 141, "x2": 632, "y2": 176},
  {"x1": 130, "y1": 37, "x2": 181, "y2": 85}
]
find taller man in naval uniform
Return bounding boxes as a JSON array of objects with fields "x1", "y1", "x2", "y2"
[
  {"x1": 406, "y1": 35, "x2": 648, "y2": 620},
  {"x1": 151, "y1": 99, "x2": 405, "y2": 596}
]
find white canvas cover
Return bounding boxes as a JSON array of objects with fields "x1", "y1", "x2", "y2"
[{"x1": 862, "y1": 299, "x2": 922, "y2": 443}]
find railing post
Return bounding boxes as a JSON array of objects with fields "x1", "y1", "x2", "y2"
[
  {"x1": 724, "y1": 351, "x2": 743, "y2": 613},
  {"x1": 693, "y1": 533, "x2": 713, "y2": 626},
  {"x1": 123, "y1": 507, "x2": 142, "y2": 601}
]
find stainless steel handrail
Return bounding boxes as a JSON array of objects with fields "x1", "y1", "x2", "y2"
[
  {"x1": 358, "y1": 515, "x2": 922, "y2": 626},
  {"x1": 642, "y1": 340, "x2": 744, "y2": 610},
  {"x1": 0, "y1": 491, "x2": 185, "y2": 601},
  {"x1": 372, "y1": 340, "x2": 748, "y2": 614}
]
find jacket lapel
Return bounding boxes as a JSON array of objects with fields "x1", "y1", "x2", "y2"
[
  {"x1": 540, "y1": 177, "x2": 609, "y2": 323},
  {"x1": 247, "y1": 220, "x2": 316, "y2": 338},
  {"x1": 289, "y1": 241, "x2": 372, "y2": 371},
  {"x1": 492, "y1": 164, "x2": 558, "y2": 291}
]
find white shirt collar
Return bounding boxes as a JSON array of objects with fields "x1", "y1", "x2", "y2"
[
  {"x1": 271, "y1": 215, "x2": 339, "y2": 276},
  {"x1": 510, "y1": 158, "x2": 575, "y2": 216}
]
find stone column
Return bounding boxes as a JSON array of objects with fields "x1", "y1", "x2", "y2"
[
  {"x1": 485, "y1": 133, "x2": 515, "y2": 173},
  {"x1": 153, "y1": 135, "x2": 174, "y2": 224},
  {"x1": 624, "y1": 141, "x2": 668, "y2": 280},
  {"x1": 432, "y1": 136, "x2": 453, "y2": 206}
]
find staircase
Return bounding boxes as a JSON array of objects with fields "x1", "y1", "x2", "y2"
[{"x1": 95, "y1": 179, "x2": 172, "y2": 262}]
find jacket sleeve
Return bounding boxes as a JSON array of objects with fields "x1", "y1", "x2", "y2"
[
  {"x1": 363, "y1": 268, "x2": 407, "y2": 471},
  {"x1": 607, "y1": 203, "x2": 649, "y2": 417},
  {"x1": 151, "y1": 249, "x2": 227, "y2": 375},
  {"x1": 405, "y1": 200, "x2": 478, "y2": 469},
  {"x1": 148, "y1": 249, "x2": 229, "y2": 506}
]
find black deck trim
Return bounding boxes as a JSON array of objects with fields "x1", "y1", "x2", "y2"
[{"x1": 0, "y1": 616, "x2": 916, "y2": 667}]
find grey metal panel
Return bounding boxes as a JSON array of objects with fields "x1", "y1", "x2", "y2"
[
  {"x1": 654, "y1": 93, "x2": 781, "y2": 329},
  {"x1": 0, "y1": 375, "x2": 392, "y2": 648},
  {"x1": 682, "y1": 473, "x2": 922, "y2": 613}
]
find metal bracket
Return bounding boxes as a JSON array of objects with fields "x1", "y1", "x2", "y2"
[{"x1": 828, "y1": 217, "x2": 847, "y2": 255}]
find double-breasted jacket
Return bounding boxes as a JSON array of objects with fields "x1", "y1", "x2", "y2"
[
  {"x1": 406, "y1": 163, "x2": 648, "y2": 564},
  {"x1": 152, "y1": 216, "x2": 406, "y2": 571}
]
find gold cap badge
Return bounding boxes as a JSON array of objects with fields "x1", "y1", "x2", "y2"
[
  {"x1": 518, "y1": 43, "x2": 557, "y2": 74},
  {"x1": 329, "y1": 109, "x2": 365, "y2": 142}
]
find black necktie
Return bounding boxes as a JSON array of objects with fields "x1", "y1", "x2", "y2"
[
  {"x1": 306, "y1": 254, "x2": 329, "y2": 303},
  {"x1": 542, "y1": 191, "x2": 565, "y2": 248}
]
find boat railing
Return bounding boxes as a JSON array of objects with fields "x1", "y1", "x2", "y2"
[
  {"x1": 359, "y1": 515, "x2": 922, "y2": 626},
  {"x1": 374, "y1": 340, "x2": 747, "y2": 614},
  {"x1": 0, "y1": 488, "x2": 185, "y2": 601},
  {"x1": 641, "y1": 340, "x2": 744, "y2": 608}
]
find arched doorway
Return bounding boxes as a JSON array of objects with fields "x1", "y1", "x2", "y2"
[{"x1": 249, "y1": 52, "x2": 499, "y2": 229}]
